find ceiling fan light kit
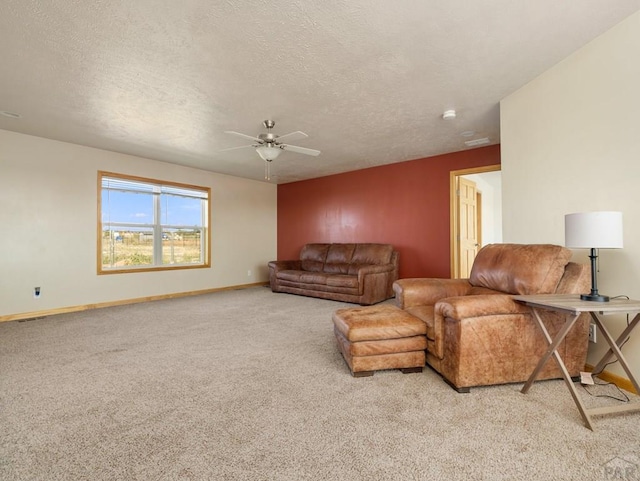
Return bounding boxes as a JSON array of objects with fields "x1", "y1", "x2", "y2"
[
  {"x1": 256, "y1": 145, "x2": 282, "y2": 161},
  {"x1": 222, "y1": 120, "x2": 321, "y2": 181}
]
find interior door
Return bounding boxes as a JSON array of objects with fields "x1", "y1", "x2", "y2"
[{"x1": 457, "y1": 177, "x2": 478, "y2": 278}]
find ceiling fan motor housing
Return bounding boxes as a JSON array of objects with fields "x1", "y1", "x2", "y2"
[{"x1": 258, "y1": 133, "x2": 279, "y2": 143}]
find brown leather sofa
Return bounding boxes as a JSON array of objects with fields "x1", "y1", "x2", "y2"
[
  {"x1": 268, "y1": 243, "x2": 399, "y2": 305},
  {"x1": 393, "y1": 244, "x2": 591, "y2": 392}
]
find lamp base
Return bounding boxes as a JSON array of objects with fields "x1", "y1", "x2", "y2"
[{"x1": 580, "y1": 293, "x2": 610, "y2": 302}]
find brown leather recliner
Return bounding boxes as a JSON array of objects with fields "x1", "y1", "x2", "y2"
[{"x1": 393, "y1": 244, "x2": 591, "y2": 392}]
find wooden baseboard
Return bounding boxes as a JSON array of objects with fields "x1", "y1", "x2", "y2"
[
  {"x1": 0, "y1": 282, "x2": 269, "y2": 323},
  {"x1": 585, "y1": 364, "x2": 637, "y2": 395}
]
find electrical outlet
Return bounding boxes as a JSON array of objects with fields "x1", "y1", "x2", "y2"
[
  {"x1": 33, "y1": 286, "x2": 41, "y2": 299},
  {"x1": 588, "y1": 323, "x2": 597, "y2": 343},
  {"x1": 247, "y1": 269, "x2": 252, "y2": 277}
]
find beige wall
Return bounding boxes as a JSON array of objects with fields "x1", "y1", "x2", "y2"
[
  {"x1": 0, "y1": 129, "x2": 277, "y2": 319},
  {"x1": 501, "y1": 11, "x2": 640, "y2": 378}
]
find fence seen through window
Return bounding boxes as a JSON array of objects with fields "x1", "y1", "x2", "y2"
[{"x1": 99, "y1": 172, "x2": 210, "y2": 273}]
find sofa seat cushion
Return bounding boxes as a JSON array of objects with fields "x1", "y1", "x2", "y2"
[
  {"x1": 276, "y1": 270, "x2": 309, "y2": 283},
  {"x1": 300, "y1": 272, "x2": 330, "y2": 285},
  {"x1": 276, "y1": 270, "x2": 358, "y2": 288},
  {"x1": 277, "y1": 270, "x2": 328, "y2": 284},
  {"x1": 326, "y1": 275, "x2": 359, "y2": 288}
]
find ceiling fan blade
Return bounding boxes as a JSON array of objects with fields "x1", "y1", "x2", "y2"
[
  {"x1": 219, "y1": 144, "x2": 256, "y2": 152},
  {"x1": 223, "y1": 130, "x2": 262, "y2": 143},
  {"x1": 281, "y1": 144, "x2": 321, "y2": 156},
  {"x1": 275, "y1": 130, "x2": 308, "y2": 143}
]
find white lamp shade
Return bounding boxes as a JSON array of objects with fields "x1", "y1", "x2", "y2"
[
  {"x1": 256, "y1": 145, "x2": 282, "y2": 161},
  {"x1": 565, "y1": 211, "x2": 623, "y2": 249}
]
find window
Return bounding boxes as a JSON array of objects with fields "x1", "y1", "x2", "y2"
[{"x1": 98, "y1": 172, "x2": 210, "y2": 274}]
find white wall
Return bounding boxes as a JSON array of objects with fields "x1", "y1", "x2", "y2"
[
  {"x1": 0, "y1": 129, "x2": 277, "y2": 318},
  {"x1": 501, "y1": 11, "x2": 640, "y2": 379}
]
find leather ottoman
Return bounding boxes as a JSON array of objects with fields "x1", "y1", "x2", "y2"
[{"x1": 332, "y1": 304, "x2": 427, "y2": 377}]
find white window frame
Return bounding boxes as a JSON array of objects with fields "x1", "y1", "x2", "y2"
[{"x1": 98, "y1": 171, "x2": 211, "y2": 274}]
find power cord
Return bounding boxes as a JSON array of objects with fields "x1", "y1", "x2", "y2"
[
  {"x1": 581, "y1": 378, "x2": 630, "y2": 403},
  {"x1": 584, "y1": 294, "x2": 633, "y2": 402}
]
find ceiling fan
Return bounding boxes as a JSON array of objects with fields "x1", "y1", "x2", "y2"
[{"x1": 221, "y1": 120, "x2": 321, "y2": 180}]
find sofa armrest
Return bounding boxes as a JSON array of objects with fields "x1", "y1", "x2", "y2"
[
  {"x1": 268, "y1": 260, "x2": 302, "y2": 293},
  {"x1": 435, "y1": 294, "x2": 530, "y2": 320},
  {"x1": 268, "y1": 260, "x2": 302, "y2": 272},
  {"x1": 393, "y1": 278, "x2": 472, "y2": 309},
  {"x1": 356, "y1": 263, "x2": 394, "y2": 280},
  {"x1": 354, "y1": 264, "x2": 396, "y2": 304}
]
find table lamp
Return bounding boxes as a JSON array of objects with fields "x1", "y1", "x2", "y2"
[{"x1": 564, "y1": 211, "x2": 623, "y2": 302}]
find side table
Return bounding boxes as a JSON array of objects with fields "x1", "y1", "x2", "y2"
[{"x1": 513, "y1": 294, "x2": 640, "y2": 430}]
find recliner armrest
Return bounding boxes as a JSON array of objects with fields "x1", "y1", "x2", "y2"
[
  {"x1": 394, "y1": 278, "x2": 472, "y2": 308},
  {"x1": 436, "y1": 294, "x2": 530, "y2": 320}
]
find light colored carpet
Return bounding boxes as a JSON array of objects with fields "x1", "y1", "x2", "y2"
[{"x1": 1, "y1": 286, "x2": 639, "y2": 481}]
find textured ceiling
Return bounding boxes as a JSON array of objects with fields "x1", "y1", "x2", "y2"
[{"x1": 1, "y1": 1, "x2": 639, "y2": 183}]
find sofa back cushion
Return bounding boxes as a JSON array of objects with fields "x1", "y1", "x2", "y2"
[
  {"x1": 347, "y1": 244, "x2": 394, "y2": 275},
  {"x1": 469, "y1": 244, "x2": 572, "y2": 295},
  {"x1": 324, "y1": 244, "x2": 356, "y2": 274},
  {"x1": 300, "y1": 244, "x2": 330, "y2": 272},
  {"x1": 300, "y1": 243, "x2": 395, "y2": 274}
]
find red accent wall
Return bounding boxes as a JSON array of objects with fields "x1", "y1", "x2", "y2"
[{"x1": 277, "y1": 145, "x2": 500, "y2": 278}]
